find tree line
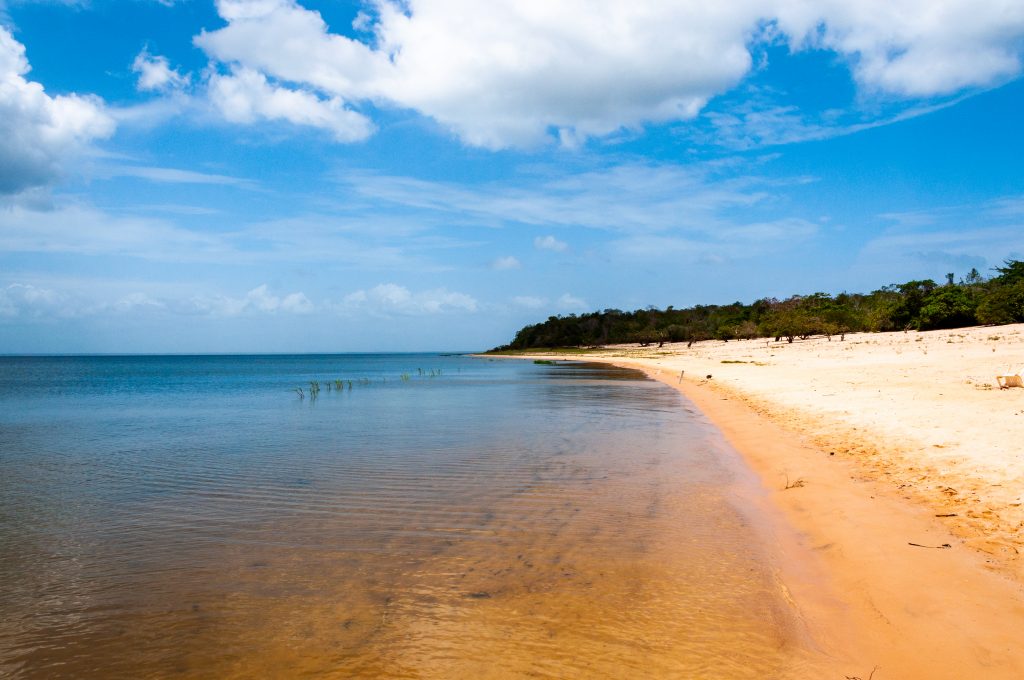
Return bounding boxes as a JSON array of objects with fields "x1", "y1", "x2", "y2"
[{"x1": 495, "y1": 260, "x2": 1024, "y2": 350}]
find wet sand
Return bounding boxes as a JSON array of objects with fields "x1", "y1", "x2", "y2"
[{"x1": 510, "y1": 324, "x2": 1024, "y2": 677}]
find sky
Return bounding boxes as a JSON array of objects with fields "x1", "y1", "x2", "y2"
[{"x1": 1, "y1": 0, "x2": 1022, "y2": 353}]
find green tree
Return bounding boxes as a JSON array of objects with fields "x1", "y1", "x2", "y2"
[
  {"x1": 992, "y1": 259, "x2": 1024, "y2": 284},
  {"x1": 976, "y1": 281, "x2": 1024, "y2": 324},
  {"x1": 492, "y1": 257, "x2": 1024, "y2": 352},
  {"x1": 975, "y1": 260, "x2": 1024, "y2": 325},
  {"x1": 917, "y1": 286, "x2": 977, "y2": 330}
]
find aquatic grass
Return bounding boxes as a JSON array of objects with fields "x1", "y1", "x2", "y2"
[{"x1": 289, "y1": 367, "x2": 449, "y2": 400}]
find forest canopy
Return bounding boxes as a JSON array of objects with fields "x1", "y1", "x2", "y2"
[{"x1": 494, "y1": 260, "x2": 1024, "y2": 351}]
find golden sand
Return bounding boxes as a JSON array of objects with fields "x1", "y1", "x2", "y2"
[{"x1": 517, "y1": 323, "x2": 1024, "y2": 678}]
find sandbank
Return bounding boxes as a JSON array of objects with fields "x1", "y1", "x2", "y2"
[{"x1": 499, "y1": 323, "x2": 1024, "y2": 677}]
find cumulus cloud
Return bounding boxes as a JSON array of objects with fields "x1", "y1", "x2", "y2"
[
  {"x1": 491, "y1": 255, "x2": 521, "y2": 270},
  {"x1": 0, "y1": 27, "x2": 115, "y2": 194},
  {"x1": 192, "y1": 0, "x2": 1024, "y2": 148},
  {"x1": 340, "y1": 283, "x2": 478, "y2": 314},
  {"x1": 207, "y1": 65, "x2": 374, "y2": 141},
  {"x1": 187, "y1": 284, "x2": 314, "y2": 316},
  {"x1": 772, "y1": 1, "x2": 1024, "y2": 97},
  {"x1": 0, "y1": 281, "x2": 315, "y2": 321},
  {"x1": 0, "y1": 282, "x2": 177, "y2": 320},
  {"x1": 534, "y1": 235, "x2": 568, "y2": 252},
  {"x1": 193, "y1": 0, "x2": 752, "y2": 147},
  {"x1": 132, "y1": 50, "x2": 190, "y2": 91},
  {"x1": 0, "y1": 283, "x2": 72, "y2": 318}
]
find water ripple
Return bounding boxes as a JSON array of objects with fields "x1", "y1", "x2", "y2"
[{"x1": 0, "y1": 355, "x2": 811, "y2": 678}]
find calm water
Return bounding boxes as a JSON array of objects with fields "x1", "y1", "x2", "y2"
[{"x1": 0, "y1": 354, "x2": 813, "y2": 678}]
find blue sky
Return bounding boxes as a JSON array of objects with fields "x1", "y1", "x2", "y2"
[{"x1": 1, "y1": 0, "x2": 1022, "y2": 353}]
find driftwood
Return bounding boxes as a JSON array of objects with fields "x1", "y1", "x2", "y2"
[
  {"x1": 783, "y1": 474, "x2": 806, "y2": 490},
  {"x1": 907, "y1": 542, "x2": 952, "y2": 549},
  {"x1": 846, "y1": 666, "x2": 879, "y2": 680}
]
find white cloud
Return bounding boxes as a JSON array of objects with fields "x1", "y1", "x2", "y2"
[
  {"x1": 557, "y1": 293, "x2": 588, "y2": 311},
  {"x1": 194, "y1": 0, "x2": 753, "y2": 148},
  {"x1": 511, "y1": 295, "x2": 547, "y2": 309},
  {"x1": 193, "y1": 0, "x2": 1024, "y2": 148},
  {"x1": 244, "y1": 284, "x2": 314, "y2": 313},
  {"x1": 698, "y1": 95, "x2": 963, "y2": 150},
  {"x1": 0, "y1": 281, "x2": 315, "y2": 320},
  {"x1": 0, "y1": 27, "x2": 115, "y2": 194},
  {"x1": 345, "y1": 162, "x2": 817, "y2": 259},
  {"x1": 719, "y1": 217, "x2": 818, "y2": 241},
  {"x1": 0, "y1": 201, "x2": 423, "y2": 267},
  {"x1": 108, "y1": 91, "x2": 196, "y2": 130},
  {"x1": 207, "y1": 66, "x2": 374, "y2": 141},
  {"x1": 340, "y1": 283, "x2": 478, "y2": 314},
  {"x1": 110, "y1": 292, "x2": 167, "y2": 313},
  {"x1": 491, "y1": 255, "x2": 521, "y2": 270},
  {"x1": 0, "y1": 283, "x2": 165, "y2": 320},
  {"x1": 0, "y1": 160, "x2": 808, "y2": 270},
  {"x1": 606, "y1": 215, "x2": 818, "y2": 262},
  {"x1": 97, "y1": 164, "x2": 256, "y2": 187},
  {"x1": 534, "y1": 235, "x2": 568, "y2": 252},
  {"x1": 845, "y1": 197, "x2": 1024, "y2": 283},
  {"x1": 0, "y1": 203, "x2": 224, "y2": 260},
  {"x1": 132, "y1": 50, "x2": 189, "y2": 91},
  {"x1": 188, "y1": 284, "x2": 314, "y2": 316},
  {"x1": 0, "y1": 283, "x2": 71, "y2": 318},
  {"x1": 773, "y1": 1, "x2": 1024, "y2": 97}
]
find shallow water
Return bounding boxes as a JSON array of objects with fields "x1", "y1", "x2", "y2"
[{"x1": 0, "y1": 355, "x2": 809, "y2": 678}]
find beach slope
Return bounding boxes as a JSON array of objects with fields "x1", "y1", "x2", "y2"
[{"x1": 501, "y1": 323, "x2": 1024, "y2": 677}]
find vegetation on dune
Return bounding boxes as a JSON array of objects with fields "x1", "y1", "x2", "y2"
[{"x1": 492, "y1": 260, "x2": 1024, "y2": 351}]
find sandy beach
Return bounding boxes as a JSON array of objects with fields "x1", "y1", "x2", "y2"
[{"x1": 507, "y1": 323, "x2": 1024, "y2": 678}]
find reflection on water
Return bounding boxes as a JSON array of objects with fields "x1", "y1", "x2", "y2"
[{"x1": 0, "y1": 356, "x2": 814, "y2": 678}]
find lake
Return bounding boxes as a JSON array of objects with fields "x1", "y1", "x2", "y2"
[{"x1": 0, "y1": 354, "x2": 810, "y2": 678}]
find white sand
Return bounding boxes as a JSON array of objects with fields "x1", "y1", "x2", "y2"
[
  {"x1": 500, "y1": 324, "x2": 1024, "y2": 677},
  {"x1": 588, "y1": 323, "x2": 1024, "y2": 577}
]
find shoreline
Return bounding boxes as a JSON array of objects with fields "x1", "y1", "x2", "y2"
[
  {"x1": 636, "y1": 359, "x2": 1024, "y2": 678},
  {"x1": 492, "y1": 324, "x2": 1024, "y2": 677}
]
